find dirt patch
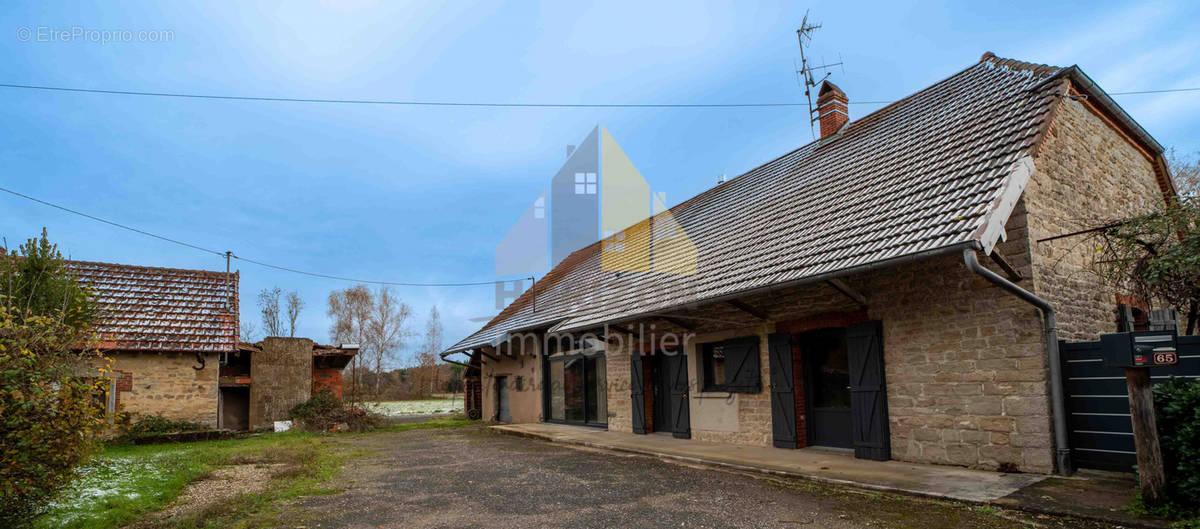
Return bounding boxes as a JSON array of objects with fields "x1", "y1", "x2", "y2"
[
  {"x1": 133, "y1": 463, "x2": 279, "y2": 527},
  {"x1": 280, "y1": 426, "x2": 1112, "y2": 529}
]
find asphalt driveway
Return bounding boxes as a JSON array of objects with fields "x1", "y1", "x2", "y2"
[{"x1": 284, "y1": 425, "x2": 1107, "y2": 529}]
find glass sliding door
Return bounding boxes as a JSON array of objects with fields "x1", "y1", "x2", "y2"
[
  {"x1": 564, "y1": 357, "x2": 585, "y2": 423},
  {"x1": 549, "y1": 360, "x2": 565, "y2": 421},
  {"x1": 585, "y1": 356, "x2": 606, "y2": 423},
  {"x1": 545, "y1": 352, "x2": 607, "y2": 427}
]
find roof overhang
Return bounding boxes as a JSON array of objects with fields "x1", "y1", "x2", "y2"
[{"x1": 551, "y1": 240, "x2": 982, "y2": 335}]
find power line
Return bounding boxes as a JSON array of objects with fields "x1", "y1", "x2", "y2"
[
  {"x1": 1109, "y1": 87, "x2": 1200, "y2": 95},
  {"x1": 0, "y1": 83, "x2": 811, "y2": 108},
  {"x1": 0, "y1": 185, "x2": 501, "y2": 287},
  {"x1": 0, "y1": 82, "x2": 1195, "y2": 109},
  {"x1": 0, "y1": 186, "x2": 226, "y2": 257}
]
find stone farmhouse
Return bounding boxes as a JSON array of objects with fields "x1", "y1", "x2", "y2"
[
  {"x1": 71, "y1": 260, "x2": 357, "y2": 430},
  {"x1": 443, "y1": 53, "x2": 1178, "y2": 476}
]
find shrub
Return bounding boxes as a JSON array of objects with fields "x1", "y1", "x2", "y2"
[
  {"x1": 115, "y1": 415, "x2": 209, "y2": 444},
  {"x1": 289, "y1": 391, "x2": 385, "y2": 432},
  {"x1": 1154, "y1": 377, "x2": 1200, "y2": 513},
  {"x1": 0, "y1": 231, "x2": 105, "y2": 527},
  {"x1": 289, "y1": 391, "x2": 345, "y2": 431}
]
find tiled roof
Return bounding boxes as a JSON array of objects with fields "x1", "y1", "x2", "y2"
[
  {"x1": 71, "y1": 261, "x2": 239, "y2": 353},
  {"x1": 444, "y1": 55, "x2": 1119, "y2": 354}
]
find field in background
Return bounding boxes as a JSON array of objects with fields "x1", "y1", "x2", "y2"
[{"x1": 364, "y1": 398, "x2": 463, "y2": 417}]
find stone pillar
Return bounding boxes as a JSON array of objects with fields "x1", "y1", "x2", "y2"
[{"x1": 250, "y1": 337, "x2": 314, "y2": 430}]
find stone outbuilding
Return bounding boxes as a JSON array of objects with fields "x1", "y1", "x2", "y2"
[
  {"x1": 73, "y1": 260, "x2": 357, "y2": 430},
  {"x1": 442, "y1": 54, "x2": 1179, "y2": 476}
]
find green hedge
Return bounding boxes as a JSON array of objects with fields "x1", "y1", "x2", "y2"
[{"x1": 1154, "y1": 377, "x2": 1200, "y2": 511}]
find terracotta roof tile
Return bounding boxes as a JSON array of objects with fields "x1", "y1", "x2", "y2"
[{"x1": 71, "y1": 261, "x2": 239, "y2": 353}]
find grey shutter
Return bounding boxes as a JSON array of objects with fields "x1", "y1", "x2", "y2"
[
  {"x1": 768, "y1": 333, "x2": 797, "y2": 448},
  {"x1": 723, "y1": 336, "x2": 761, "y2": 393},
  {"x1": 630, "y1": 352, "x2": 646, "y2": 434},
  {"x1": 1117, "y1": 304, "x2": 1136, "y2": 332},
  {"x1": 1149, "y1": 309, "x2": 1178, "y2": 331},
  {"x1": 847, "y1": 321, "x2": 890, "y2": 461},
  {"x1": 669, "y1": 353, "x2": 691, "y2": 439}
]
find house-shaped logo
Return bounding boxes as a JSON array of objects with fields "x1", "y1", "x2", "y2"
[{"x1": 493, "y1": 125, "x2": 696, "y2": 309}]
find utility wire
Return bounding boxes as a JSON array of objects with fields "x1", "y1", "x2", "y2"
[
  {"x1": 0, "y1": 185, "x2": 502, "y2": 287},
  {"x1": 0, "y1": 186, "x2": 226, "y2": 257},
  {"x1": 0, "y1": 82, "x2": 1195, "y2": 109}
]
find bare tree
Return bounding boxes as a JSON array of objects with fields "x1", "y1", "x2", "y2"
[
  {"x1": 257, "y1": 287, "x2": 283, "y2": 337},
  {"x1": 414, "y1": 306, "x2": 443, "y2": 397},
  {"x1": 328, "y1": 285, "x2": 412, "y2": 399},
  {"x1": 328, "y1": 285, "x2": 373, "y2": 402},
  {"x1": 364, "y1": 287, "x2": 412, "y2": 397},
  {"x1": 239, "y1": 319, "x2": 258, "y2": 343},
  {"x1": 285, "y1": 291, "x2": 305, "y2": 337},
  {"x1": 328, "y1": 285, "x2": 372, "y2": 345},
  {"x1": 1168, "y1": 147, "x2": 1199, "y2": 198}
]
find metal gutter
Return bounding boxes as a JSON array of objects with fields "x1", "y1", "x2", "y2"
[
  {"x1": 962, "y1": 247, "x2": 1072, "y2": 476},
  {"x1": 1065, "y1": 66, "x2": 1164, "y2": 155}
]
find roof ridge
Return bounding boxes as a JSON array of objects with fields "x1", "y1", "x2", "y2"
[{"x1": 68, "y1": 258, "x2": 236, "y2": 278}]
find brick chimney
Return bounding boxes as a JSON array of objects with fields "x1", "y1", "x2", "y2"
[{"x1": 816, "y1": 81, "x2": 848, "y2": 139}]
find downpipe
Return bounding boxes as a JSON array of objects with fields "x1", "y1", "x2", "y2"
[{"x1": 963, "y1": 247, "x2": 1073, "y2": 476}]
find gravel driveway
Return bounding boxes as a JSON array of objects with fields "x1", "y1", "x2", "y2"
[{"x1": 283, "y1": 425, "x2": 1106, "y2": 529}]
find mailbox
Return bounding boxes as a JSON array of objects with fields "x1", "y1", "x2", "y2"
[{"x1": 1100, "y1": 330, "x2": 1179, "y2": 368}]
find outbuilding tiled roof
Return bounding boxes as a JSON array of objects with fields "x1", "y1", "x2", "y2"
[
  {"x1": 445, "y1": 54, "x2": 1156, "y2": 354},
  {"x1": 71, "y1": 261, "x2": 239, "y2": 353}
]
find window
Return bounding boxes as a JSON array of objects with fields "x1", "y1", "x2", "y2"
[
  {"x1": 604, "y1": 231, "x2": 626, "y2": 252},
  {"x1": 534, "y1": 196, "x2": 545, "y2": 219},
  {"x1": 701, "y1": 336, "x2": 760, "y2": 393},
  {"x1": 574, "y1": 172, "x2": 597, "y2": 195}
]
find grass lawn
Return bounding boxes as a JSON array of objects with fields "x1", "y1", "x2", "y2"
[
  {"x1": 35, "y1": 416, "x2": 473, "y2": 529},
  {"x1": 365, "y1": 398, "x2": 464, "y2": 417}
]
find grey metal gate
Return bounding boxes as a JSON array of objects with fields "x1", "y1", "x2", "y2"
[{"x1": 1061, "y1": 335, "x2": 1200, "y2": 471}]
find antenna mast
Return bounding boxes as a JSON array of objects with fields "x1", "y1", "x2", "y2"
[{"x1": 795, "y1": 11, "x2": 842, "y2": 138}]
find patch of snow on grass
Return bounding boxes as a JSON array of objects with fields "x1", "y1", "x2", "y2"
[
  {"x1": 365, "y1": 399, "x2": 464, "y2": 417},
  {"x1": 41, "y1": 452, "x2": 176, "y2": 526}
]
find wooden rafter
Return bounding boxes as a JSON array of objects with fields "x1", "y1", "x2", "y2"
[
  {"x1": 726, "y1": 300, "x2": 769, "y2": 321},
  {"x1": 826, "y1": 278, "x2": 867, "y2": 306},
  {"x1": 989, "y1": 251, "x2": 1024, "y2": 282}
]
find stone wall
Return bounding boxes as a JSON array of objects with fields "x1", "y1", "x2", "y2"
[
  {"x1": 110, "y1": 351, "x2": 219, "y2": 427},
  {"x1": 1024, "y1": 95, "x2": 1167, "y2": 342},
  {"x1": 250, "y1": 337, "x2": 314, "y2": 429},
  {"x1": 601, "y1": 234, "x2": 1053, "y2": 472},
  {"x1": 865, "y1": 253, "x2": 1051, "y2": 472}
]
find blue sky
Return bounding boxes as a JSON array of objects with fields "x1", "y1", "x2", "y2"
[{"x1": 2, "y1": 1, "x2": 1197, "y2": 365}]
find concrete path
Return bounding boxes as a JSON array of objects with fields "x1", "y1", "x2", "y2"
[{"x1": 492, "y1": 422, "x2": 1045, "y2": 503}]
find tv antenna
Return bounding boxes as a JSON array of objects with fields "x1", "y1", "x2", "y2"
[{"x1": 795, "y1": 11, "x2": 843, "y2": 138}]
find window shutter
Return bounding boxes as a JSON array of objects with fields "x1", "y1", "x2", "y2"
[
  {"x1": 1148, "y1": 309, "x2": 1178, "y2": 331},
  {"x1": 668, "y1": 353, "x2": 691, "y2": 439},
  {"x1": 768, "y1": 333, "x2": 797, "y2": 448},
  {"x1": 847, "y1": 321, "x2": 890, "y2": 461},
  {"x1": 722, "y1": 336, "x2": 761, "y2": 393},
  {"x1": 630, "y1": 352, "x2": 646, "y2": 434}
]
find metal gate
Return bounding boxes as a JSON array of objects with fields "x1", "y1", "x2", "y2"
[{"x1": 1061, "y1": 335, "x2": 1200, "y2": 471}]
